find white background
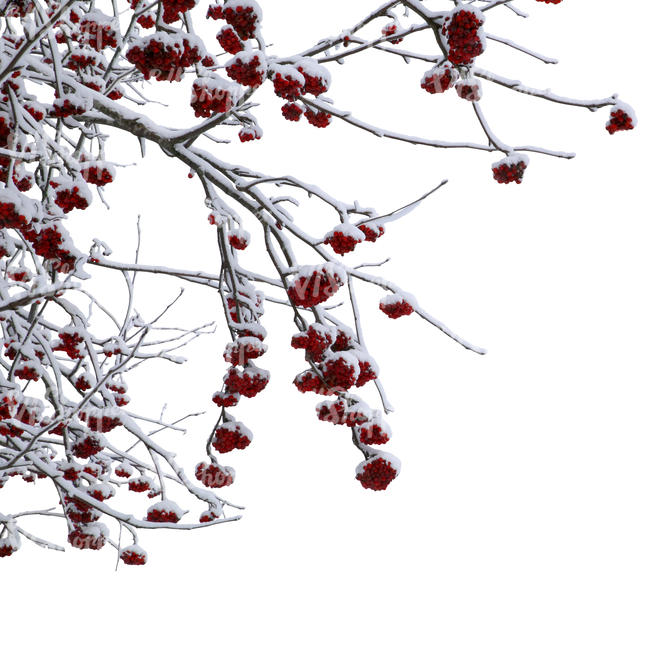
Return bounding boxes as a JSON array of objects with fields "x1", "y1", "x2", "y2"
[{"x1": 3, "y1": 1, "x2": 649, "y2": 648}]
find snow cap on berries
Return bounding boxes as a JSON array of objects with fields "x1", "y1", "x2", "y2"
[
  {"x1": 324, "y1": 223, "x2": 366, "y2": 255},
  {"x1": 491, "y1": 153, "x2": 529, "y2": 184},
  {"x1": 606, "y1": 101, "x2": 637, "y2": 135},
  {"x1": 355, "y1": 452, "x2": 401, "y2": 491},
  {"x1": 287, "y1": 262, "x2": 346, "y2": 308},
  {"x1": 379, "y1": 292, "x2": 417, "y2": 319}
]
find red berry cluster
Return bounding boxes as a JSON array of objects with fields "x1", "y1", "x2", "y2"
[
  {"x1": 79, "y1": 16, "x2": 118, "y2": 50},
  {"x1": 536, "y1": 0, "x2": 562, "y2": 3},
  {"x1": 24, "y1": 102, "x2": 45, "y2": 121},
  {"x1": 217, "y1": 26, "x2": 244, "y2": 54},
  {"x1": 79, "y1": 408, "x2": 122, "y2": 433},
  {"x1": 71, "y1": 432, "x2": 105, "y2": 459},
  {"x1": 68, "y1": 527, "x2": 106, "y2": 550},
  {"x1": 7, "y1": 267, "x2": 30, "y2": 282},
  {"x1": 281, "y1": 102, "x2": 303, "y2": 122},
  {"x1": 212, "y1": 420, "x2": 252, "y2": 453},
  {"x1": 287, "y1": 263, "x2": 345, "y2": 308},
  {"x1": 212, "y1": 391, "x2": 239, "y2": 407},
  {"x1": 0, "y1": 195, "x2": 30, "y2": 230},
  {"x1": 75, "y1": 374, "x2": 92, "y2": 391},
  {"x1": 0, "y1": 539, "x2": 18, "y2": 557},
  {"x1": 195, "y1": 461, "x2": 234, "y2": 488},
  {"x1": 15, "y1": 363, "x2": 39, "y2": 382},
  {"x1": 382, "y1": 22, "x2": 403, "y2": 45},
  {"x1": 293, "y1": 370, "x2": 327, "y2": 394},
  {"x1": 442, "y1": 8, "x2": 485, "y2": 66},
  {"x1": 61, "y1": 463, "x2": 81, "y2": 482},
  {"x1": 456, "y1": 78, "x2": 482, "y2": 102},
  {"x1": 221, "y1": 3, "x2": 260, "y2": 40},
  {"x1": 128, "y1": 476, "x2": 153, "y2": 493},
  {"x1": 51, "y1": 183, "x2": 89, "y2": 213},
  {"x1": 322, "y1": 353, "x2": 359, "y2": 391},
  {"x1": 80, "y1": 164, "x2": 114, "y2": 186},
  {"x1": 492, "y1": 154, "x2": 528, "y2": 184},
  {"x1": 291, "y1": 324, "x2": 334, "y2": 362},
  {"x1": 226, "y1": 54, "x2": 266, "y2": 87},
  {"x1": 305, "y1": 109, "x2": 331, "y2": 128},
  {"x1": 358, "y1": 420, "x2": 391, "y2": 445},
  {"x1": 161, "y1": 0, "x2": 196, "y2": 24},
  {"x1": 318, "y1": 398, "x2": 369, "y2": 427},
  {"x1": 223, "y1": 336, "x2": 266, "y2": 365},
  {"x1": 53, "y1": 330, "x2": 85, "y2": 359},
  {"x1": 606, "y1": 108, "x2": 636, "y2": 134},
  {"x1": 223, "y1": 365, "x2": 269, "y2": 398},
  {"x1": 191, "y1": 80, "x2": 234, "y2": 117},
  {"x1": 49, "y1": 97, "x2": 88, "y2": 119},
  {"x1": 120, "y1": 546, "x2": 147, "y2": 565},
  {"x1": 228, "y1": 229, "x2": 250, "y2": 249},
  {"x1": 324, "y1": 224, "x2": 366, "y2": 255},
  {"x1": 114, "y1": 463, "x2": 133, "y2": 478},
  {"x1": 146, "y1": 503, "x2": 181, "y2": 523},
  {"x1": 137, "y1": 13, "x2": 155, "y2": 29},
  {"x1": 126, "y1": 36, "x2": 202, "y2": 82},
  {"x1": 65, "y1": 49, "x2": 103, "y2": 70},
  {"x1": 85, "y1": 483, "x2": 114, "y2": 502},
  {"x1": 4, "y1": 0, "x2": 34, "y2": 17},
  {"x1": 199, "y1": 510, "x2": 220, "y2": 523},
  {"x1": 297, "y1": 65, "x2": 329, "y2": 96},
  {"x1": 272, "y1": 69, "x2": 305, "y2": 101},
  {"x1": 379, "y1": 295, "x2": 415, "y2": 319},
  {"x1": 63, "y1": 495, "x2": 100, "y2": 524},
  {"x1": 238, "y1": 125, "x2": 262, "y2": 142},
  {"x1": 355, "y1": 456, "x2": 398, "y2": 491},
  {"x1": 421, "y1": 63, "x2": 458, "y2": 94},
  {"x1": 358, "y1": 223, "x2": 385, "y2": 243}
]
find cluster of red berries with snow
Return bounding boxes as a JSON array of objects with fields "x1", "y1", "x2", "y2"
[
  {"x1": 382, "y1": 22, "x2": 403, "y2": 45},
  {"x1": 217, "y1": 26, "x2": 244, "y2": 54},
  {"x1": 456, "y1": 78, "x2": 482, "y2": 102},
  {"x1": 492, "y1": 154, "x2": 529, "y2": 185},
  {"x1": 442, "y1": 6, "x2": 485, "y2": 66},
  {"x1": 212, "y1": 420, "x2": 252, "y2": 453},
  {"x1": 356, "y1": 455, "x2": 400, "y2": 491},
  {"x1": 0, "y1": 533, "x2": 20, "y2": 558},
  {"x1": 126, "y1": 34, "x2": 203, "y2": 82},
  {"x1": 238, "y1": 125, "x2": 262, "y2": 142},
  {"x1": 120, "y1": 545, "x2": 148, "y2": 565},
  {"x1": 226, "y1": 51, "x2": 267, "y2": 87},
  {"x1": 146, "y1": 500, "x2": 184, "y2": 523},
  {"x1": 80, "y1": 162, "x2": 115, "y2": 187},
  {"x1": 379, "y1": 293, "x2": 417, "y2": 319},
  {"x1": 228, "y1": 229, "x2": 250, "y2": 250},
  {"x1": 195, "y1": 461, "x2": 235, "y2": 488},
  {"x1": 191, "y1": 78, "x2": 238, "y2": 117},
  {"x1": 161, "y1": 0, "x2": 197, "y2": 24},
  {"x1": 421, "y1": 63, "x2": 459, "y2": 95},
  {"x1": 208, "y1": 1, "x2": 262, "y2": 40},
  {"x1": 287, "y1": 263, "x2": 346, "y2": 308},
  {"x1": 324, "y1": 221, "x2": 385, "y2": 256},
  {"x1": 3, "y1": 0, "x2": 34, "y2": 18},
  {"x1": 78, "y1": 11, "x2": 118, "y2": 50},
  {"x1": 606, "y1": 104, "x2": 637, "y2": 135}
]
